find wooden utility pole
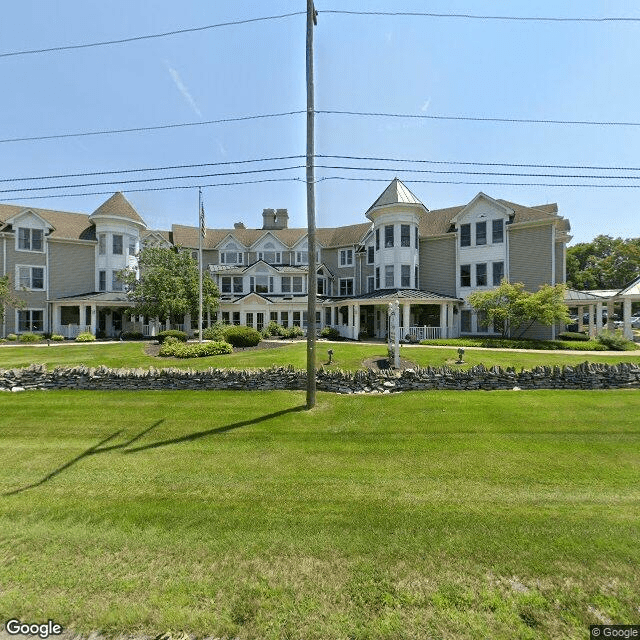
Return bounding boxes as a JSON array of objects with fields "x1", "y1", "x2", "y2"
[{"x1": 306, "y1": 0, "x2": 318, "y2": 409}]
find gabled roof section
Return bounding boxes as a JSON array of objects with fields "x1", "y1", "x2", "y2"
[
  {"x1": 89, "y1": 192, "x2": 146, "y2": 227},
  {"x1": 0, "y1": 203, "x2": 95, "y2": 241},
  {"x1": 365, "y1": 178, "x2": 428, "y2": 217},
  {"x1": 449, "y1": 192, "x2": 515, "y2": 225},
  {"x1": 3, "y1": 208, "x2": 55, "y2": 230},
  {"x1": 618, "y1": 276, "x2": 640, "y2": 296}
]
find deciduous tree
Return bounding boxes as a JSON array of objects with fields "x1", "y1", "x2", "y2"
[
  {"x1": 0, "y1": 274, "x2": 26, "y2": 324},
  {"x1": 119, "y1": 246, "x2": 219, "y2": 322}
]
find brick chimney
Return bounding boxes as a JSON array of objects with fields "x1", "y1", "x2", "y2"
[{"x1": 262, "y1": 208, "x2": 288, "y2": 230}]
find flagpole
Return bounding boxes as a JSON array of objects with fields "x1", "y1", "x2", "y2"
[{"x1": 198, "y1": 187, "x2": 204, "y2": 343}]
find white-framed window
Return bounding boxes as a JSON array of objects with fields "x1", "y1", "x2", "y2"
[
  {"x1": 99, "y1": 271, "x2": 107, "y2": 292},
  {"x1": 129, "y1": 236, "x2": 137, "y2": 256},
  {"x1": 475, "y1": 222, "x2": 487, "y2": 246},
  {"x1": 476, "y1": 263, "x2": 487, "y2": 287},
  {"x1": 367, "y1": 246, "x2": 374, "y2": 264},
  {"x1": 17, "y1": 309, "x2": 44, "y2": 332},
  {"x1": 317, "y1": 277, "x2": 326, "y2": 295},
  {"x1": 367, "y1": 276, "x2": 375, "y2": 293},
  {"x1": 220, "y1": 250, "x2": 244, "y2": 265},
  {"x1": 401, "y1": 264, "x2": 411, "y2": 288},
  {"x1": 385, "y1": 265, "x2": 394, "y2": 288},
  {"x1": 98, "y1": 233, "x2": 107, "y2": 255},
  {"x1": 112, "y1": 271, "x2": 124, "y2": 292},
  {"x1": 112, "y1": 234, "x2": 124, "y2": 255},
  {"x1": 492, "y1": 219, "x2": 504, "y2": 243},
  {"x1": 339, "y1": 278, "x2": 354, "y2": 296},
  {"x1": 293, "y1": 276, "x2": 303, "y2": 293},
  {"x1": 16, "y1": 265, "x2": 45, "y2": 291},
  {"x1": 476, "y1": 310, "x2": 489, "y2": 333},
  {"x1": 460, "y1": 224, "x2": 471, "y2": 247},
  {"x1": 385, "y1": 225, "x2": 394, "y2": 248},
  {"x1": 339, "y1": 249, "x2": 353, "y2": 266},
  {"x1": 251, "y1": 275, "x2": 269, "y2": 294},
  {"x1": 375, "y1": 267, "x2": 380, "y2": 289},
  {"x1": 258, "y1": 251, "x2": 281, "y2": 263},
  {"x1": 401, "y1": 225, "x2": 411, "y2": 247},
  {"x1": 17, "y1": 227, "x2": 43, "y2": 252},
  {"x1": 460, "y1": 264, "x2": 471, "y2": 288},
  {"x1": 492, "y1": 261, "x2": 504, "y2": 286},
  {"x1": 461, "y1": 310, "x2": 472, "y2": 333},
  {"x1": 296, "y1": 251, "x2": 308, "y2": 265}
]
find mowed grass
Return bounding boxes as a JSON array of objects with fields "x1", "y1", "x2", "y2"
[
  {"x1": 1, "y1": 340, "x2": 640, "y2": 373},
  {"x1": 0, "y1": 390, "x2": 639, "y2": 639}
]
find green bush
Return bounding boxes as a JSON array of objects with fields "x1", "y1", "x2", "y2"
[
  {"x1": 280, "y1": 325, "x2": 304, "y2": 339},
  {"x1": 51, "y1": 334, "x2": 65, "y2": 342},
  {"x1": 121, "y1": 331, "x2": 145, "y2": 341},
  {"x1": 261, "y1": 320, "x2": 282, "y2": 337},
  {"x1": 157, "y1": 329, "x2": 188, "y2": 344},
  {"x1": 596, "y1": 329, "x2": 636, "y2": 351},
  {"x1": 6, "y1": 334, "x2": 18, "y2": 341},
  {"x1": 75, "y1": 332, "x2": 96, "y2": 342},
  {"x1": 557, "y1": 331, "x2": 590, "y2": 342},
  {"x1": 19, "y1": 332, "x2": 42, "y2": 343},
  {"x1": 159, "y1": 340, "x2": 233, "y2": 358},
  {"x1": 0, "y1": 338, "x2": 6, "y2": 344},
  {"x1": 223, "y1": 325, "x2": 262, "y2": 348},
  {"x1": 202, "y1": 324, "x2": 228, "y2": 342},
  {"x1": 320, "y1": 326, "x2": 342, "y2": 340},
  {"x1": 419, "y1": 337, "x2": 607, "y2": 351}
]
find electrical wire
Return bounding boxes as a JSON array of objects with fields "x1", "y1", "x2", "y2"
[
  {"x1": 0, "y1": 12, "x2": 306, "y2": 59},
  {"x1": 321, "y1": 10, "x2": 640, "y2": 23}
]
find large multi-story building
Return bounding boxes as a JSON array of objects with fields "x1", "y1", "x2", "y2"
[{"x1": 0, "y1": 179, "x2": 571, "y2": 340}]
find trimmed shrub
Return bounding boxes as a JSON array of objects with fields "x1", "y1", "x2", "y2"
[
  {"x1": 596, "y1": 329, "x2": 636, "y2": 351},
  {"x1": 19, "y1": 332, "x2": 42, "y2": 343},
  {"x1": 75, "y1": 332, "x2": 96, "y2": 342},
  {"x1": 261, "y1": 320, "x2": 282, "y2": 338},
  {"x1": 0, "y1": 338, "x2": 6, "y2": 344},
  {"x1": 320, "y1": 326, "x2": 342, "y2": 341},
  {"x1": 157, "y1": 329, "x2": 188, "y2": 344},
  {"x1": 121, "y1": 331, "x2": 145, "y2": 341},
  {"x1": 159, "y1": 340, "x2": 233, "y2": 358},
  {"x1": 223, "y1": 325, "x2": 262, "y2": 348},
  {"x1": 51, "y1": 334, "x2": 65, "y2": 342},
  {"x1": 277, "y1": 325, "x2": 303, "y2": 339},
  {"x1": 558, "y1": 331, "x2": 590, "y2": 342},
  {"x1": 202, "y1": 324, "x2": 228, "y2": 342},
  {"x1": 6, "y1": 334, "x2": 18, "y2": 341}
]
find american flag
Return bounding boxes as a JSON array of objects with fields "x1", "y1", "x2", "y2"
[{"x1": 199, "y1": 197, "x2": 206, "y2": 239}]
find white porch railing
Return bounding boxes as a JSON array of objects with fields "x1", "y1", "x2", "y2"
[
  {"x1": 58, "y1": 324, "x2": 92, "y2": 339},
  {"x1": 142, "y1": 324, "x2": 152, "y2": 337},
  {"x1": 171, "y1": 324, "x2": 185, "y2": 331},
  {"x1": 407, "y1": 326, "x2": 442, "y2": 341}
]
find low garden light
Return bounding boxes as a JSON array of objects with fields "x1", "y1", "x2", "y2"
[
  {"x1": 457, "y1": 347, "x2": 465, "y2": 363},
  {"x1": 327, "y1": 348, "x2": 334, "y2": 364}
]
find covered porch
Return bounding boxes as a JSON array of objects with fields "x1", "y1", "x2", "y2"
[
  {"x1": 322, "y1": 289, "x2": 462, "y2": 341},
  {"x1": 49, "y1": 292, "x2": 134, "y2": 339}
]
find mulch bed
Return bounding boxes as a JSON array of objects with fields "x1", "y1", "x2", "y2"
[{"x1": 144, "y1": 339, "x2": 296, "y2": 358}]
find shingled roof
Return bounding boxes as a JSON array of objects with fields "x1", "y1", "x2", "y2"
[
  {"x1": 365, "y1": 178, "x2": 428, "y2": 216},
  {"x1": 89, "y1": 192, "x2": 146, "y2": 226},
  {"x1": 0, "y1": 203, "x2": 95, "y2": 241}
]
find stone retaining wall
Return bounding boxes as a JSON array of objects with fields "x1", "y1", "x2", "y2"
[{"x1": 2, "y1": 362, "x2": 640, "y2": 393}]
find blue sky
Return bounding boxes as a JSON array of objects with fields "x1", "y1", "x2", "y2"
[{"x1": 1, "y1": 0, "x2": 639, "y2": 244}]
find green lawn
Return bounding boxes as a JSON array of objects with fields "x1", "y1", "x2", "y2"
[
  {"x1": 1, "y1": 390, "x2": 639, "y2": 639},
  {"x1": 1, "y1": 340, "x2": 640, "y2": 373}
]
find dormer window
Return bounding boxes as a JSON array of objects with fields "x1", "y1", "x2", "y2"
[
  {"x1": 220, "y1": 251, "x2": 243, "y2": 265},
  {"x1": 18, "y1": 228, "x2": 43, "y2": 252}
]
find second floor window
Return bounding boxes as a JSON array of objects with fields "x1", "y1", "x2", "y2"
[
  {"x1": 18, "y1": 228, "x2": 43, "y2": 252},
  {"x1": 385, "y1": 265, "x2": 394, "y2": 288},
  {"x1": 112, "y1": 234, "x2": 123, "y2": 255},
  {"x1": 460, "y1": 224, "x2": 471, "y2": 247},
  {"x1": 112, "y1": 271, "x2": 124, "y2": 291},
  {"x1": 220, "y1": 251, "x2": 243, "y2": 265},
  {"x1": 492, "y1": 261, "x2": 504, "y2": 286},
  {"x1": 401, "y1": 264, "x2": 411, "y2": 287},
  {"x1": 492, "y1": 219, "x2": 504, "y2": 243},
  {"x1": 385, "y1": 225, "x2": 394, "y2": 248},
  {"x1": 99, "y1": 271, "x2": 107, "y2": 291},
  {"x1": 98, "y1": 234, "x2": 107, "y2": 255},
  {"x1": 401, "y1": 225, "x2": 411, "y2": 247},
  {"x1": 476, "y1": 263, "x2": 487, "y2": 287},
  {"x1": 339, "y1": 249, "x2": 353, "y2": 266},
  {"x1": 460, "y1": 264, "x2": 471, "y2": 288},
  {"x1": 17, "y1": 266, "x2": 44, "y2": 290},
  {"x1": 339, "y1": 278, "x2": 354, "y2": 296},
  {"x1": 476, "y1": 222, "x2": 487, "y2": 246},
  {"x1": 367, "y1": 246, "x2": 374, "y2": 264}
]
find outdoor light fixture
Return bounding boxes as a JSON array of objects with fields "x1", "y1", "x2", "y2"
[{"x1": 457, "y1": 347, "x2": 465, "y2": 363}]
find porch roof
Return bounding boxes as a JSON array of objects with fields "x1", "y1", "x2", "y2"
[
  {"x1": 323, "y1": 288, "x2": 461, "y2": 304},
  {"x1": 49, "y1": 291, "x2": 132, "y2": 305},
  {"x1": 564, "y1": 288, "x2": 610, "y2": 303}
]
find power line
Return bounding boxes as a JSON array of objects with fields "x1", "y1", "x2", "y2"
[
  {"x1": 317, "y1": 176, "x2": 640, "y2": 188},
  {"x1": 0, "y1": 12, "x2": 306, "y2": 59},
  {"x1": 2, "y1": 153, "x2": 639, "y2": 185},
  {"x1": 0, "y1": 155, "x2": 305, "y2": 183},
  {"x1": 0, "y1": 111, "x2": 305, "y2": 144},
  {"x1": 2, "y1": 177, "x2": 305, "y2": 202},
  {"x1": 0, "y1": 165, "x2": 305, "y2": 195},
  {"x1": 321, "y1": 10, "x2": 640, "y2": 23},
  {"x1": 318, "y1": 109, "x2": 640, "y2": 127}
]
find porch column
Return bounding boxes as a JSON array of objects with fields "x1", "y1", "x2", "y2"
[
  {"x1": 439, "y1": 304, "x2": 446, "y2": 340},
  {"x1": 606, "y1": 300, "x2": 615, "y2": 331},
  {"x1": 348, "y1": 305, "x2": 354, "y2": 338},
  {"x1": 184, "y1": 313, "x2": 192, "y2": 337},
  {"x1": 623, "y1": 298, "x2": 633, "y2": 340},
  {"x1": 165, "y1": 318, "x2": 170, "y2": 331},
  {"x1": 354, "y1": 304, "x2": 360, "y2": 340},
  {"x1": 403, "y1": 303, "x2": 410, "y2": 338},
  {"x1": 588, "y1": 305, "x2": 595, "y2": 337},
  {"x1": 596, "y1": 302, "x2": 604, "y2": 334},
  {"x1": 79, "y1": 304, "x2": 86, "y2": 333},
  {"x1": 578, "y1": 306, "x2": 584, "y2": 333},
  {"x1": 90, "y1": 305, "x2": 96, "y2": 335}
]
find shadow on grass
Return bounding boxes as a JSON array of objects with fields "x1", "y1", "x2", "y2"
[
  {"x1": 3, "y1": 405, "x2": 305, "y2": 496},
  {"x1": 2, "y1": 420, "x2": 163, "y2": 497},
  {"x1": 123, "y1": 405, "x2": 306, "y2": 454}
]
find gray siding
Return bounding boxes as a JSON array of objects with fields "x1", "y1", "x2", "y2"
[
  {"x1": 419, "y1": 237, "x2": 456, "y2": 296},
  {"x1": 508, "y1": 225, "x2": 553, "y2": 291},
  {"x1": 49, "y1": 241, "x2": 95, "y2": 298},
  {"x1": 555, "y1": 241, "x2": 565, "y2": 284}
]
